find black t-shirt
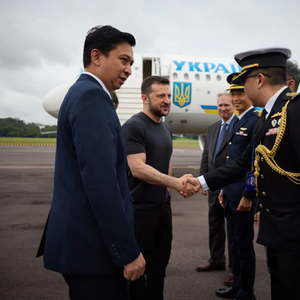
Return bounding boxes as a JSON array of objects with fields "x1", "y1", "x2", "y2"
[{"x1": 122, "y1": 112, "x2": 173, "y2": 211}]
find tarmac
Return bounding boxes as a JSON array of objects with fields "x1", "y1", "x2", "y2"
[{"x1": 0, "y1": 145, "x2": 271, "y2": 299}]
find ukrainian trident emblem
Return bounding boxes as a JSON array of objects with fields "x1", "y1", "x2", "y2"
[{"x1": 173, "y1": 82, "x2": 192, "y2": 108}]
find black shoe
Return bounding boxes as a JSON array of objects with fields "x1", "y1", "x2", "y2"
[
  {"x1": 215, "y1": 286, "x2": 237, "y2": 299},
  {"x1": 195, "y1": 262, "x2": 225, "y2": 272}
]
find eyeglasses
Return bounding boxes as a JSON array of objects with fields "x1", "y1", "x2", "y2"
[{"x1": 242, "y1": 73, "x2": 270, "y2": 85}]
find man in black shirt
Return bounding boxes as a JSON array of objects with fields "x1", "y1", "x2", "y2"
[{"x1": 122, "y1": 76, "x2": 198, "y2": 300}]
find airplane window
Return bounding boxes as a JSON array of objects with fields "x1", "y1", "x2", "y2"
[
  {"x1": 184, "y1": 73, "x2": 189, "y2": 79},
  {"x1": 195, "y1": 74, "x2": 200, "y2": 80},
  {"x1": 206, "y1": 74, "x2": 211, "y2": 81},
  {"x1": 173, "y1": 72, "x2": 178, "y2": 79},
  {"x1": 216, "y1": 75, "x2": 221, "y2": 81}
]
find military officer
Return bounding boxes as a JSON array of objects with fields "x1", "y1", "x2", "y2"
[
  {"x1": 186, "y1": 47, "x2": 300, "y2": 300},
  {"x1": 215, "y1": 74, "x2": 259, "y2": 300}
]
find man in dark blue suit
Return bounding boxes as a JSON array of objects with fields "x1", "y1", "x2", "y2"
[
  {"x1": 215, "y1": 74, "x2": 259, "y2": 300},
  {"x1": 37, "y1": 25, "x2": 145, "y2": 300}
]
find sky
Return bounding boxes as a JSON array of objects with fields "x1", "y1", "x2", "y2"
[{"x1": 1, "y1": 0, "x2": 300, "y2": 125}]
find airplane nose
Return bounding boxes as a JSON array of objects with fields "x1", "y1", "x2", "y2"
[
  {"x1": 43, "y1": 91, "x2": 60, "y2": 118},
  {"x1": 43, "y1": 79, "x2": 75, "y2": 119}
]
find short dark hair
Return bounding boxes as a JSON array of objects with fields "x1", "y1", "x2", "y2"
[
  {"x1": 83, "y1": 25, "x2": 136, "y2": 68},
  {"x1": 251, "y1": 67, "x2": 286, "y2": 86},
  {"x1": 286, "y1": 60, "x2": 300, "y2": 91},
  {"x1": 141, "y1": 76, "x2": 170, "y2": 96}
]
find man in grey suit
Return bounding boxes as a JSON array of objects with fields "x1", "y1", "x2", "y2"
[
  {"x1": 196, "y1": 93, "x2": 235, "y2": 281},
  {"x1": 37, "y1": 25, "x2": 145, "y2": 300}
]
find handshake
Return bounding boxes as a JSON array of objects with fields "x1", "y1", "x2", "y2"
[{"x1": 173, "y1": 175, "x2": 204, "y2": 198}]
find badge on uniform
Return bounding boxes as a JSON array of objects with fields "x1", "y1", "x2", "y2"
[
  {"x1": 271, "y1": 112, "x2": 282, "y2": 118},
  {"x1": 266, "y1": 127, "x2": 279, "y2": 136},
  {"x1": 235, "y1": 128, "x2": 248, "y2": 136},
  {"x1": 246, "y1": 172, "x2": 256, "y2": 191}
]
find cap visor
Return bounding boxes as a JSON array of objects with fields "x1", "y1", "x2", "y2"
[
  {"x1": 226, "y1": 84, "x2": 244, "y2": 91},
  {"x1": 232, "y1": 69, "x2": 250, "y2": 84}
]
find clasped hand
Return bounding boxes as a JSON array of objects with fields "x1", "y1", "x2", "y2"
[{"x1": 177, "y1": 174, "x2": 201, "y2": 198}]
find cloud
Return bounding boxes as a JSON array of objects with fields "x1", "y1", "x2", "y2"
[{"x1": 0, "y1": 0, "x2": 300, "y2": 126}]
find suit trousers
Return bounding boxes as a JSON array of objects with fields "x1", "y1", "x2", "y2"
[
  {"x1": 62, "y1": 273, "x2": 128, "y2": 300},
  {"x1": 267, "y1": 247, "x2": 300, "y2": 300},
  {"x1": 208, "y1": 190, "x2": 226, "y2": 267},
  {"x1": 224, "y1": 200, "x2": 256, "y2": 299},
  {"x1": 128, "y1": 202, "x2": 172, "y2": 300}
]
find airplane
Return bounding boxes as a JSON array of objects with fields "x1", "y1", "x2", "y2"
[
  {"x1": 38, "y1": 125, "x2": 57, "y2": 135},
  {"x1": 43, "y1": 54, "x2": 241, "y2": 149}
]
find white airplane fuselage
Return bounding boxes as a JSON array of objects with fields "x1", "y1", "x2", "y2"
[{"x1": 43, "y1": 54, "x2": 241, "y2": 135}]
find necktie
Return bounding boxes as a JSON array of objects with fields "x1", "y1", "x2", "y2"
[
  {"x1": 261, "y1": 108, "x2": 267, "y2": 122},
  {"x1": 213, "y1": 123, "x2": 228, "y2": 163}
]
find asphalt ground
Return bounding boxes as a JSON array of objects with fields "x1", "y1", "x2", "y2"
[{"x1": 0, "y1": 145, "x2": 271, "y2": 300}]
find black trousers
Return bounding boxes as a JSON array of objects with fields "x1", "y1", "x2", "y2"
[
  {"x1": 63, "y1": 273, "x2": 128, "y2": 300},
  {"x1": 267, "y1": 247, "x2": 300, "y2": 300},
  {"x1": 224, "y1": 200, "x2": 256, "y2": 299},
  {"x1": 128, "y1": 202, "x2": 173, "y2": 300},
  {"x1": 208, "y1": 190, "x2": 227, "y2": 267}
]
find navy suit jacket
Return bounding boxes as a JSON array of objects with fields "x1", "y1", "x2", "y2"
[
  {"x1": 222, "y1": 108, "x2": 259, "y2": 204},
  {"x1": 38, "y1": 74, "x2": 140, "y2": 275}
]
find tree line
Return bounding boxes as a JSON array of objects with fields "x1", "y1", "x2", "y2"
[
  {"x1": 0, "y1": 117, "x2": 199, "y2": 139},
  {"x1": 0, "y1": 118, "x2": 57, "y2": 137}
]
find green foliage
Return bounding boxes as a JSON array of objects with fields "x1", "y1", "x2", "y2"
[{"x1": 0, "y1": 118, "x2": 57, "y2": 137}]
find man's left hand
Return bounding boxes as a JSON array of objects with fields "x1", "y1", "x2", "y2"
[{"x1": 237, "y1": 197, "x2": 252, "y2": 211}]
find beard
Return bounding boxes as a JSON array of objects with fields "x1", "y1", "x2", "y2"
[{"x1": 149, "y1": 102, "x2": 169, "y2": 118}]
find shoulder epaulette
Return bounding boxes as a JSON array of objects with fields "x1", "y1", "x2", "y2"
[{"x1": 285, "y1": 92, "x2": 300, "y2": 100}]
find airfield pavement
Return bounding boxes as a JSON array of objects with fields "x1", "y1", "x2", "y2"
[{"x1": 0, "y1": 145, "x2": 271, "y2": 300}]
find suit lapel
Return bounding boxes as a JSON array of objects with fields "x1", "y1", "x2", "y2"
[
  {"x1": 209, "y1": 121, "x2": 221, "y2": 160},
  {"x1": 228, "y1": 115, "x2": 238, "y2": 140},
  {"x1": 211, "y1": 121, "x2": 221, "y2": 147}
]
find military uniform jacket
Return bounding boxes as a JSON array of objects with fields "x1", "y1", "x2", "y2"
[
  {"x1": 222, "y1": 108, "x2": 259, "y2": 204},
  {"x1": 204, "y1": 88, "x2": 300, "y2": 251}
]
